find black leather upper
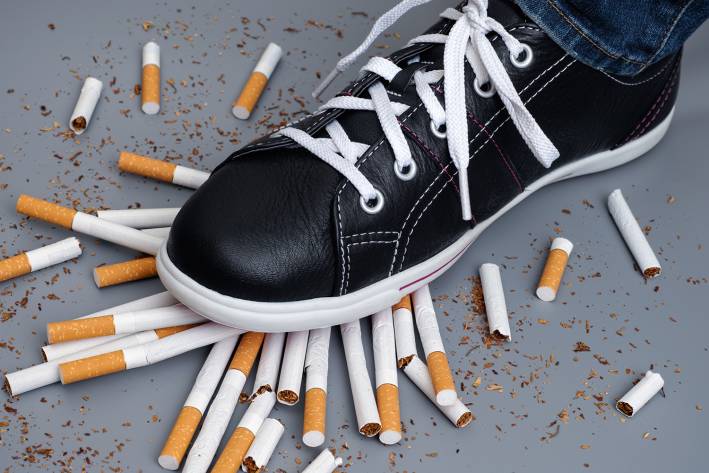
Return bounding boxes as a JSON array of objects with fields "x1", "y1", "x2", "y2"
[{"x1": 167, "y1": 0, "x2": 680, "y2": 302}]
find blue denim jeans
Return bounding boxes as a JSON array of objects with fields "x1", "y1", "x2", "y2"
[{"x1": 514, "y1": 0, "x2": 709, "y2": 75}]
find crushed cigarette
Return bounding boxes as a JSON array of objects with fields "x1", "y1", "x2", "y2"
[
  {"x1": 277, "y1": 330, "x2": 309, "y2": 405},
  {"x1": 69, "y1": 77, "x2": 102, "y2": 134},
  {"x1": 232, "y1": 43, "x2": 282, "y2": 120},
  {"x1": 303, "y1": 327, "x2": 331, "y2": 447},
  {"x1": 93, "y1": 256, "x2": 157, "y2": 288},
  {"x1": 118, "y1": 151, "x2": 209, "y2": 189},
  {"x1": 251, "y1": 332, "x2": 285, "y2": 399},
  {"x1": 302, "y1": 449, "x2": 343, "y2": 473},
  {"x1": 479, "y1": 263, "x2": 511, "y2": 340},
  {"x1": 536, "y1": 237, "x2": 573, "y2": 301},
  {"x1": 392, "y1": 295, "x2": 416, "y2": 368},
  {"x1": 371, "y1": 308, "x2": 401, "y2": 445},
  {"x1": 0, "y1": 237, "x2": 81, "y2": 284},
  {"x1": 242, "y1": 417, "x2": 284, "y2": 473},
  {"x1": 141, "y1": 42, "x2": 160, "y2": 115},
  {"x1": 96, "y1": 207, "x2": 179, "y2": 228},
  {"x1": 616, "y1": 370, "x2": 664, "y2": 417}
]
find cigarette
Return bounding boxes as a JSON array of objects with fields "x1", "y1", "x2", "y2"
[
  {"x1": 158, "y1": 336, "x2": 239, "y2": 470},
  {"x1": 242, "y1": 418, "x2": 284, "y2": 473},
  {"x1": 340, "y1": 320, "x2": 381, "y2": 437},
  {"x1": 616, "y1": 370, "x2": 664, "y2": 417},
  {"x1": 142, "y1": 227, "x2": 171, "y2": 239},
  {"x1": 118, "y1": 151, "x2": 209, "y2": 189},
  {"x1": 69, "y1": 77, "x2": 102, "y2": 134},
  {"x1": 535, "y1": 237, "x2": 573, "y2": 302},
  {"x1": 93, "y1": 256, "x2": 157, "y2": 288},
  {"x1": 479, "y1": 263, "x2": 511, "y2": 340},
  {"x1": 211, "y1": 392, "x2": 276, "y2": 473},
  {"x1": 608, "y1": 189, "x2": 661, "y2": 278},
  {"x1": 182, "y1": 332, "x2": 264, "y2": 473},
  {"x1": 232, "y1": 43, "x2": 282, "y2": 120},
  {"x1": 96, "y1": 207, "x2": 179, "y2": 229},
  {"x1": 412, "y1": 285, "x2": 457, "y2": 406},
  {"x1": 303, "y1": 327, "x2": 331, "y2": 447},
  {"x1": 41, "y1": 291, "x2": 177, "y2": 361},
  {"x1": 142, "y1": 42, "x2": 160, "y2": 115},
  {"x1": 371, "y1": 308, "x2": 401, "y2": 445},
  {"x1": 251, "y1": 332, "x2": 285, "y2": 399},
  {"x1": 302, "y1": 449, "x2": 343, "y2": 473},
  {"x1": 0, "y1": 237, "x2": 81, "y2": 284},
  {"x1": 277, "y1": 330, "x2": 309, "y2": 405},
  {"x1": 392, "y1": 295, "x2": 416, "y2": 367},
  {"x1": 47, "y1": 304, "x2": 204, "y2": 344},
  {"x1": 16, "y1": 194, "x2": 163, "y2": 255},
  {"x1": 58, "y1": 322, "x2": 241, "y2": 384}
]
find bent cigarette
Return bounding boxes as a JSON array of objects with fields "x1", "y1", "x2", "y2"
[
  {"x1": 616, "y1": 370, "x2": 664, "y2": 417},
  {"x1": 251, "y1": 332, "x2": 285, "y2": 399},
  {"x1": 412, "y1": 285, "x2": 457, "y2": 406},
  {"x1": 232, "y1": 43, "x2": 282, "y2": 120},
  {"x1": 372, "y1": 308, "x2": 401, "y2": 445},
  {"x1": 16, "y1": 194, "x2": 163, "y2": 255},
  {"x1": 479, "y1": 263, "x2": 511, "y2": 340},
  {"x1": 303, "y1": 327, "x2": 331, "y2": 447},
  {"x1": 392, "y1": 295, "x2": 416, "y2": 367},
  {"x1": 58, "y1": 323, "x2": 241, "y2": 384},
  {"x1": 608, "y1": 189, "x2": 661, "y2": 278},
  {"x1": 159, "y1": 336, "x2": 239, "y2": 470},
  {"x1": 93, "y1": 256, "x2": 157, "y2": 288},
  {"x1": 118, "y1": 151, "x2": 209, "y2": 189},
  {"x1": 142, "y1": 227, "x2": 171, "y2": 239},
  {"x1": 96, "y1": 208, "x2": 179, "y2": 229},
  {"x1": 0, "y1": 237, "x2": 81, "y2": 284},
  {"x1": 70, "y1": 77, "x2": 102, "y2": 134},
  {"x1": 47, "y1": 304, "x2": 204, "y2": 344},
  {"x1": 142, "y1": 42, "x2": 160, "y2": 115},
  {"x1": 302, "y1": 449, "x2": 343, "y2": 473},
  {"x1": 340, "y1": 320, "x2": 381, "y2": 437},
  {"x1": 277, "y1": 330, "x2": 309, "y2": 405},
  {"x1": 242, "y1": 418, "x2": 284, "y2": 473},
  {"x1": 536, "y1": 237, "x2": 573, "y2": 301}
]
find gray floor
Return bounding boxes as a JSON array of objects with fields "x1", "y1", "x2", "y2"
[{"x1": 1, "y1": 0, "x2": 708, "y2": 471}]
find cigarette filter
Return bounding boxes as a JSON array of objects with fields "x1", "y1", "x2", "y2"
[
  {"x1": 158, "y1": 336, "x2": 238, "y2": 470},
  {"x1": 232, "y1": 43, "x2": 282, "y2": 120},
  {"x1": 142, "y1": 227, "x2": 171, "y2": 239},
  {"x1": 118, "y1": 151, "x2": 209, "y2": 189},
  {"x1": 412, "y1": 285, "x2": 457, "y2": 406},
  {"x1": 69, "y1": 77, "x2": 102, "y2": 134},
  {"x1": 96, "y1": 207, "x2": 179, "y2": 229},
  {"x1": 0, "y1": 237, "x2": 81, "y2": 284},
  {"x1": 93, "y1": 256, "x2": 157, "y2": 288},
  {"x1": 242, "y1": 417, "x2": 284, "y2": 473},
  {"x1": 303, "y1": 327, "x2": 331, "y2": 447},
  {"x1": 479, "y1": 263, "x2": 511, "y2": 340},
  {"x1": 277, "y1": 330, "x2": 309, "y2": 405},
  {"x1": 251, "y1": 332, "x2": 285, "y2": 399},
  {"x1": 142, "y1": 42, "x2": 160, "y2": 115},
  {"x1": 392, "y1": 295, "x2": 416, "y2": 367},
  {"x1": 302, "y1": 449, "x2": 343, "y2": 473},
  {"x1": 16, "y1": 194, "x2": 163, "y2": 255},
  {"x1": 535, "y1": 237, "x2": 573, "y2": 302},
  {"x1": 47, "y1": 304, "x2": 204, "y2": 344},
  {"x1": 608, "y1": 189, "x2": 661, "y2": 278},
  {"x1": 372, "y1": 308, "x2": 401, "y2": 445},
  {"x1": 616, "y1": 370, "x2": 664, "y2": 417},
  {"x1": 340, "y1": 320, "x2": 381, "y2": 437}
]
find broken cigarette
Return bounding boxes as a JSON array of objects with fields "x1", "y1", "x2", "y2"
[
  {"x1": 93, "y1": 256, "x2": 157, "y2": 288},
  {"x1": 536, "y1": 237, "x2": 573, "y2": 302},
  {"x1": 251, "y1": 332, "x2": 285, "y2": 399},
  {"x1": 0, "y1": 237, "x2": 81, "y2": 284},
  {"x1": 142, "y1": 227, "x2": 171, "y2": 239},
  {"x1": 158, "y1": 336, "x2": 238, "y2": 470},
  {"x1": 608, "y1": 189, "x2": 661, "y2": 278},
  {"x1": 118, "y1": 151, "x2": 209, "y2": 189},
  {"x1": 480, "y1": 263, "x2": 511, "y2": 340},
  {"x1": 392, "y1": 295, "x2": 416, "y2": 367},
  {"x1": 96, "y1": 207, "x2": 179, "y2": 229},
  {"x1": 302, "y1": 449, "x2": 343, "y2": 473},
  {"x1": 412, "y1": 285, "x2": 457, "y2": 406},
  {"x1": 242, "y1": 417, "x2": 284, "y2": 473},
  {"x1": 69, "y1": 77, "x2": 102, "y2": 134},
  {"x1": 232, "y1": 43, "x2": 282, "y2": 120},
  {"x1": 616, "y1": 370, "x2": 664, "y2": 417},
  {"x1": 372, "y1": 308, "x2": 402, "y2": 445},
  {"x1": 142, "y1": 41, "x2": 160, "y2": 115},
  {"x1": 340, "y1": 320, "x2": 381, "y2": 437},
  {"x1": 303, "y1": 327, "x2": 331, "y2": 447},
  {"x1": 16, "y1": 194, "x2": 163, "y2": 255},
  {"x1": 277, "y1": 330, "x2": 309, "y2": 405}
]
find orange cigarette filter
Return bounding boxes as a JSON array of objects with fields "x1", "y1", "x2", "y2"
[
  {"x1": 16, "y1": 194, "x2": 77, "y2": 229},
  {"x1": 141, "y1": 42, "x2": 160, "y2": 115},
  {"x1": 232, "y1": 43, "x2": 282, "y2": 120},
  {"x1": 392, "y1": 294, "x2": 412, "y2": 312},
  {"x1": 93, "y1": 256, "x2": 157, "y2": 288},
  {"x1": 376, "y1": 383, "x2": 401, "y2": 438},
  {"x1": 211, "y1": 427, "x2": 255, "y2": 473},
  {"x1": 160, "y1": 405, "x2": 202, "y2": 468},
  {"x1": 426, "y1": 351, "x2": 456, "y2": 399},
  {"x1": 118, "y1": 151, "x2": 177, "y2": 183},
  {"x1": 0, "y1": 254, "x2": 31, "y2": 283},
  {"x1": 536, "y1": 238, "x2": 574, "y2": 302},
  {"x1": 59, "y1": 350, "x2": 126, "y2": 384},
  {"x1": 154, "y1": 323, "x2": 200, "y2": 338},
  {"x1": 48, "y1": 315, "x2": 115, "y2": 344},
  {"x1": 303, "y1": 387, "x2": 327, "y2": 442},
  {"x1": 230, "y1": 331, "x2": 265, "y2": 376}
]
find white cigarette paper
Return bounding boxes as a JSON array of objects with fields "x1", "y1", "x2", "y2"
[
  {"x1": 277, "y1": 330, "x2": 308, "y2": 405},
  {"x1": 392, "y1": 297, "x2": 416, "y2": 365},
  {"x1": 616, "y1": 370, "x2": 664, "y2": 417},
  {"x1": 27, "y1": 237, "x2": 82, "y2": 271},
  {"x1": 252, "y1": 332, "x2": 285, "y2": 398},
  {"x1": 69, "y1": 77, "x2": 102, "y2": 134},
  {"x1": 72, "y1": 212, "x2": 163, "y2": 255},
  {"x1": 372, "y1": 308, "x2": 401, "y2": 445},
  {"x1": 479, "y1": 263, "x2": 511, "y2": 340},
  {"x1": 302, "y1": 449, "x2": 343, "y2": 473},
  {"x1": 608, "y1": 189, "x2": 661, "y2": 278},
  {"x1": 142, "y1": 227, "x2": 171, "y2": 239},
  {"x1": 242, "y1": 418, "x2": 284, "y2": 473},
  {"x1": 303, "y1": 327, "x2": 331, "y2": 447},
  {"x1": 96, "y1": 208, "x2": 179, "y2": 229}
]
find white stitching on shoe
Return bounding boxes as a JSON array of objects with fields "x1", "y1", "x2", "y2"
[
  {"x1": 600, "y1": 60, "x2": 671, "y2": 86},
  {"x1": 343, "y1": 231, "x2": 400, "y2": 239},
  {"x1": 344, "y1": 240, "x2": 397, "y2": 294}
]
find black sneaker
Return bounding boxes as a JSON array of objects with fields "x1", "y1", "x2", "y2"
[{"x1": 156, "y1": 0, "x2": 679, "y2": 331}]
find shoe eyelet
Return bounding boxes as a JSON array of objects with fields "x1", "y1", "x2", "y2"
[
  {"x1": 359, "y1": 189, "x2": 385, "y2": 214},
  {"x1": 474, "y1": 77, "x2": 496, "y2": 98},
  {"x1": 429, "y1": 120, "x2": 447, "y2": 139},
  {"x1": 394, "y1": 159, "x2": 417, "y2": 181},
  {"x1": 511, "y1": 43, "x2": 533, "y2": 68}
]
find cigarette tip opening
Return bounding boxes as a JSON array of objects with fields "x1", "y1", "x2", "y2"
[
  {"x1": 232, "y1": 105, "x2": 250, "y2": 120},
  {"x1": 157, "y1": 455, "x2": 179, "y2": 470},
  {"x1": 535, "y1": 286, "x2": 556, "y2": 302}
]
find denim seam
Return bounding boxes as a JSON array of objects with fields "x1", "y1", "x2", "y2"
[{"x1": 643, "y1": 0, "x2": 694, "y2": 68}]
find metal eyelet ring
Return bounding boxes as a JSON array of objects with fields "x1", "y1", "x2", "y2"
[
  {"x1": 511, "y1": 43, "x2": 533, "y2": 68},
  {"x1": 394, "y1": 159, "x2": 417, "y2": 181},
  {"x1": 474, "y1": 77, "x2": 496, "y2": 98},
  {"x1": 429, "y1": 120, "x2": 447, "y2": 139},
  {"x1": 359, "y1": 189, "x2": 385, "y2": 214}
]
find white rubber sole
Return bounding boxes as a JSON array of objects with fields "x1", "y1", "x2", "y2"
[{"x1": 156, "y1": 109, "x2": 674, "y2": 332}]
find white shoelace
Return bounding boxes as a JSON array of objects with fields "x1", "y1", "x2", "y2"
[{"x1": 280, "y1": 0, "x2": 559, "y2": 221}]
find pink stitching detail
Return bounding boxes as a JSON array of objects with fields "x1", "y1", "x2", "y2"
[
  {"x1": 399, "y1": 122, "x2": 459, "y2": 192},
  {"x1": 467, "y1": 112, "x2": 523, "y2": 191}
]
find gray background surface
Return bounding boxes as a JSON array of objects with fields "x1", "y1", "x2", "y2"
[{"x1": 0, "y1": 0, "x2": 707, "y2": 471}]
